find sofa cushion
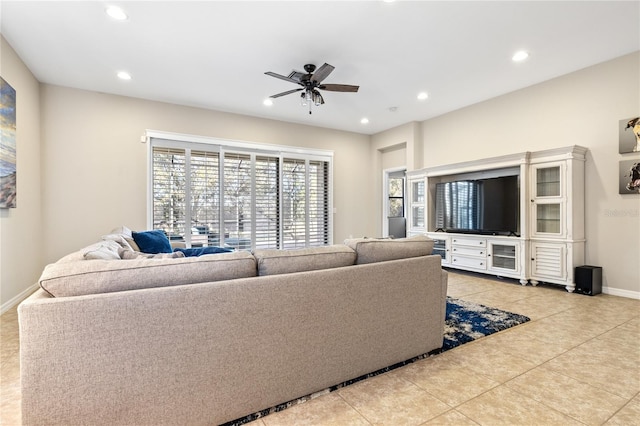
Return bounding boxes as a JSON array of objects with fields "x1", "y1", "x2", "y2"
[
  {"x1": 39, "y1": 251, "x2": 257, "y2": 297},
  {"x1": 344, "y1": 235, "x2": 434, "y2": 264},
  {"x1": 132, "y1": 230, "x2": 173, "y2": 254},
  {"x1": 253, "y1": 245, "x2": 356, "y2": 276}
]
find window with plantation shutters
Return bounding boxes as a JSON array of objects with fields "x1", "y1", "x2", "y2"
[
  {"x1": 254, "y1": 155, "x2": 280, "y2": 249},
  {"x1": 190, "y1": 150, "x2": 219, "y2": 246},
  {"x1": 282, "y1": 158, "x2": 306, "y2": 248},
  {"x1": 223, "y1": 152, "x2": 252, "y2": 250},
  {"x1": 308, "y1": 160, "x2": 329, "y2": 246},
  {"x1": 152, "y1": 147, "x2": 188, "y2": 239},
  {"x1": 148, "y1": 133, "x2": 332, "y2": 250}
]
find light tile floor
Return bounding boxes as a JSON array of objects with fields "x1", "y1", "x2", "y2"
[{"x1": 1, "y1": 271, "x2": 639, "y2": 425}]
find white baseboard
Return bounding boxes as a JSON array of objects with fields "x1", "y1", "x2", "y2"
[
  {"x1": 602, "y1": 286, "x2": 640, "y2": 300},
  {"x1": 1, "y1": 283, "x2": 39, "y2": 315}
]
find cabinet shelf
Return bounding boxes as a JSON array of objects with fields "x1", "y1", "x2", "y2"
[
  {"x1": 489, "y1": 243, "x2": 517, "y2": 271},
  {"x1": 492, "y1": 257, "x2": 516, "y2": 270}
]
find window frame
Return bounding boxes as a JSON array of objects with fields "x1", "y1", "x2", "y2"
[{"x1": 145, "y1": 130, "x2": 334, "y2": 249}]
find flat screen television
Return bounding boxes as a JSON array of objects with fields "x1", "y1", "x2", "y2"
[{"x1": 434, "y1": 175, "x2": 520, "y2": 236}]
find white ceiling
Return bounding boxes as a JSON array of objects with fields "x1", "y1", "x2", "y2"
[{"x1": 2, "y1": 1, "x2": 639, "y2": 135}]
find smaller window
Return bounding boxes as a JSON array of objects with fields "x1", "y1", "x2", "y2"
[{"x1": 388, "y1": 177, "x2": 405, "y2": 218}]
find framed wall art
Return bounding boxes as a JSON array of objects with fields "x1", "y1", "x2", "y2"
[
  {"x1": 619, "y1": 159, "x2": 640, "y2": 194},
  {"x1": 619, "y1": 117, "x2": 640, "y2": 154},
  {"x1": 1, "y1": 76, "x2": 17, "y2": 208}
]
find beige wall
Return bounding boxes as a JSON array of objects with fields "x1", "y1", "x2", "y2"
[
  {"x1": 0, "y1": 37, "x2": 42, "y2": 310},
  {"x1": 2, "y1": 32, "x2": 638, "y2": 308},
  {"x1": 39, "y1": 85, "x2": 374, "y2": 265},
  {"x1": 412, "y1": 52, "x2": 639, "y2": 296}
]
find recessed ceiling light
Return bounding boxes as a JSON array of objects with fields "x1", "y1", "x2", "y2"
[
  {"x1": 117, "y1": 71, "x2": 132, "y2": 80},
  {"x1": 360, "y1": 118, "x2": 369, "y2": 124},
  {"x1": 512, "y1": 51, "x2": 529, "y2": 62},
  {"x1": 106, "y1": 6, "x2": 128, "y2": 21},
  {"x1": 263, "y1": 98, "x2": 273, "y2": 107},
  {"x1": 417, "y1": 92, "x2": 429, "y2": 101}
]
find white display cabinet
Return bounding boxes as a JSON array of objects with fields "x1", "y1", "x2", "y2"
[
  {"x1": 408, "y1": 146, "x2": 586, "y2": 291},
  {"x1": 528, "y1": 146, "x2": 587, "y2": 292}
]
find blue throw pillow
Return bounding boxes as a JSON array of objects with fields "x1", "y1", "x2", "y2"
[
  {"x1": 132, "y1": 230, "x2": 173, "y2": 254},
  {"x1": 174, "y1": 246, "x2": 233, "y2": 257}
]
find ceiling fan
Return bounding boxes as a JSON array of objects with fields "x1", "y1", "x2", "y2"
[{"x1": 265, "y1": 63, "x2": 359, "y2": 114}]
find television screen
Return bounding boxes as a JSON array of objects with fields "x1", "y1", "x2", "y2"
[{"x1": 435, "y1": 175, "x2": 519, "y2": 236}]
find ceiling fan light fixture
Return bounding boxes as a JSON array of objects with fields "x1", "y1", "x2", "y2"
[
  {"x1": 417, "y1": 92, "x2": 429, "y2": 101},
  {"x1": 263, "y1": 98, "x2": 273, "y2": 106},
  {"x1": 312, "y1": 90, "x2": 323, "y2": 106},
  {"x1": 361, "y1": 118, "x2": 370, "y2": 124}
]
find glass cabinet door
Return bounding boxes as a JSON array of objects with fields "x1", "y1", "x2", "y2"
[
  {"x1": 409, "y1": 180, "x2": 425, "y2": 230},
  {"x1": 488, "y1": 243, "x2": 517, "y2": 271},
  {"x1": 535, "y1": 166, "x2": 560, "y2": 197},
  {"x1": 412, "y1": 180, "x2": 424, "y2": 202},
  {"x1": 412, "y1": 205, "x2": 425, "y2": 228},
  {"x1": 536, "y1": 203, "x2": 561, "y2": 234},
  {"x1": 531, "y1": 163, "x2": 564, "y2": 237}
]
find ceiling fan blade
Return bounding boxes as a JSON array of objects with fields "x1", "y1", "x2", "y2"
[
  {"x1": 265, "y1": 71, "x2": 301, "y2": 85},
  {"x1": 319, "y1": 84, "x2": 359, "y2": 93},
  {"x1": 288, "y1": 71, "x2": 306, "y2": 82},
  {"x1": 269, "y1": 88, "x2": 303, "y2": 98},
  {"x1": 311, "y1": 63, "x2": 335, "y2": 84}
]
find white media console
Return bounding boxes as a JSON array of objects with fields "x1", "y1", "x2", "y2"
[{"x1": 407, "y1": 146, "x2": 587, "y2": 292}]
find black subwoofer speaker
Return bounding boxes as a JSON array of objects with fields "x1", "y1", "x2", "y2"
[{"x1": 574, "y1": 265, "x2": 602, "y2": 296}]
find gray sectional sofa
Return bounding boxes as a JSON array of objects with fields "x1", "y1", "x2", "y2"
[{"x1": 18, "y1": 232, "x2": 448, "y2": 425}]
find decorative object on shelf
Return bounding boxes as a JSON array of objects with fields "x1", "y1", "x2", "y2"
[
  {"x1": 620, "y1": 160, "x2": 640, "y2": 194},
  {"x1": 619, "y1": 116, "x2": 640, "y2": 154},
  {"x1": 0, "y1": 76, "x2": 17, "y2": 209}
]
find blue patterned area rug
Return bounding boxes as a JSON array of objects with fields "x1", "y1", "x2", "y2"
[
  {"x1": 222, "y1": 297, "x2": 530, "y2": 426},
  {"x1": 440, "y1": 297, "x2": 530, "y2": 352}
]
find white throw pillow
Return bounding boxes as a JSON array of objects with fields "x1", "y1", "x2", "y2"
[{"x1": 82, "y1": 240, "x2": 121, "y2": 260}]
